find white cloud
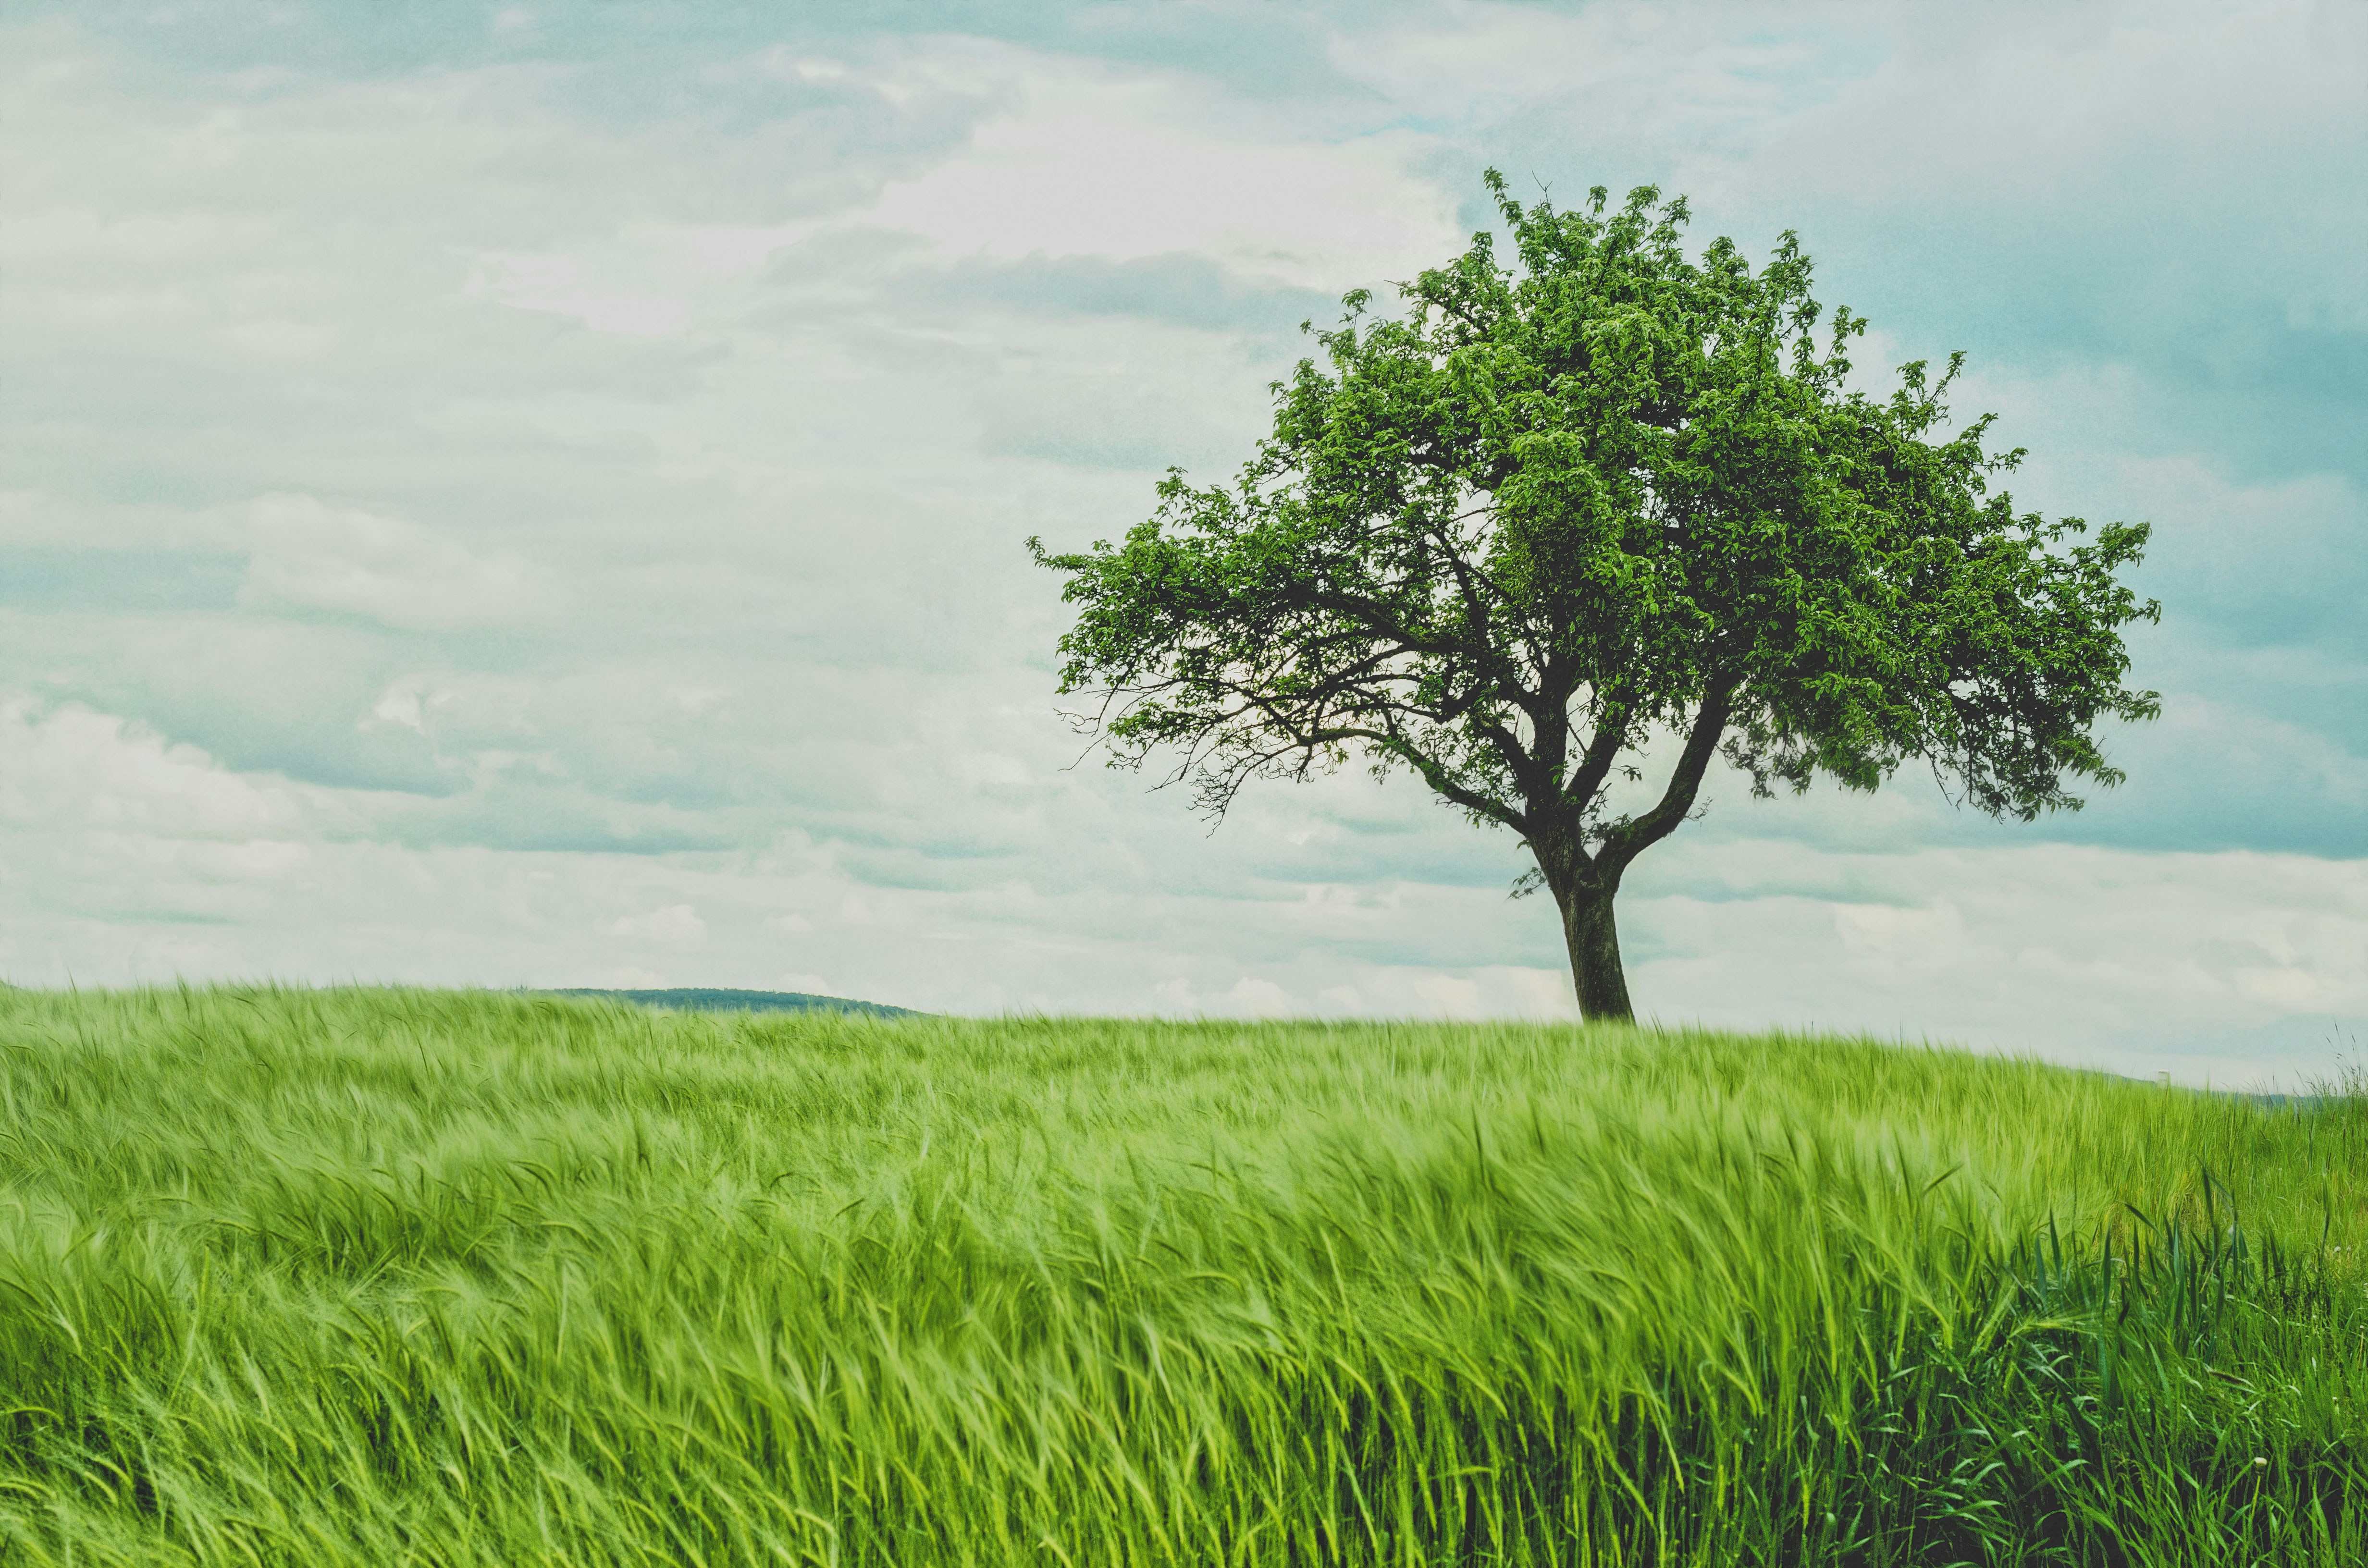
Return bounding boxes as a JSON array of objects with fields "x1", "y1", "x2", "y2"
[
  {"x1": 867, "y1": 47, "x2": 1460, "y2": 288},
  {"x1": 608, "y1": 904, "x2": 706, "y2": 943},
  {"x1": 1331, "y1": 0, "x2": 1839, "y2": 139},
  {"x1": 1, "y1": 698, "x2": 305, "y2": 841},
  {"x1": 1831, "y1": 902, "x2": 1966, "y2": 964},
  {"x1": 465, "y1": 251, "x2": 691, "y2": 337},
  {"x1": 461, "y1": 211, "x2": 822, "y2": 340},
  {"x1": 1499, "y1": 968, "x2": 1576, "y2": 1017},
  {"x1": 224, "y1": 318, "x2": 330, "y2": 356},
  {"x1": 1408, "y1": 972, "x2": 1484, "y2": 1016},
  {"x1": 958, "y1": 751, "x2": 1029, "y2": 786},
  {"x1": 364, "y1": 681, "x2": 455, "y2": 735},
  {"x1": 49, "y1": 285, "x2": 192, "y2": 321},
  {"x1": 371, "y1": 690, "x2": 421, "y2": 731},
  {"x1": 835, "y1": 888, "x2": 915, "y2": 930},
  {"x1": 1716, "y1": 0, "x2": 2364, "y2": 213},
  {"x1": 1227, "y1": 976, "x2": 1293, "y2": 1015},
  {"x1": 132, "y1": 935, "x2": 226, "y2": 976},
  {"x1": 242, "y1": 493, "x2": 557, "y2": 631},
  {"x1": 0, "y1": 697, "x2": 396, "y2": 921},
  {"x1": 1309, "y1": 964, "x2": 1572, "y2": 1021},
  {"x1": 177, "y1": 837, "x2": 313, "y2": 883},
  {"x1": 0, "y1": 209, "x2": 226, "y2": 257}
]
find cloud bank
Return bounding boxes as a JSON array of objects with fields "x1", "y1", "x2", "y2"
[{"x1": 2, "y1": 1, "x2": 2360, "y2": 1085}]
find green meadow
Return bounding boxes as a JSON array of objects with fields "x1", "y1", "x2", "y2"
[{"x1": 2, "y1": 987, "x2": 2363, "y2": 1565}]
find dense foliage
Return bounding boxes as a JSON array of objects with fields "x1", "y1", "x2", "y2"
[
  {"x1": 1034, "y1": 172, "x2": 2159, "y2": 1018},
  {"x1": 3, "y1": 987, "x2": 2363, "y2": 1564}
]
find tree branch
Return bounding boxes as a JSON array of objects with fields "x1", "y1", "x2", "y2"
[
  {"x1": 1556, "y1": 685, "x2": 1635, "y2": 818},
  {"x1": 1227, "y1": 707, "x2": 1527, "y2": 832},
  {"x1": 1599, "y1": 674, "x2": 1738, "y2": 874}
]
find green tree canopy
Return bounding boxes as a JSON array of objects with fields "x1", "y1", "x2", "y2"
[{"x1": 1031, "y1": 172, "x2": 2159, "y2": 1021}]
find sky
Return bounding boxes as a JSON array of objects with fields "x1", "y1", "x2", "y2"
[{"x1": 2, "y1": 0, "x2": 2362, "y2": 1085}]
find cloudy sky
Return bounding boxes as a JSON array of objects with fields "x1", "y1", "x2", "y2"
[{"x1": 3, "y1": 0, "x2": 2362, "y2": 1083}]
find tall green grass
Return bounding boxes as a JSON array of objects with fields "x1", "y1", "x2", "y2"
[{"x1": 1, "y1": 986, "x2": 2363, "y2": 1564}]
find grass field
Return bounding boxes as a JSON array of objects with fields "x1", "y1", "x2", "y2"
[{"x1": 1, "y1": 986, "x2": 2364, "y2": 1565}]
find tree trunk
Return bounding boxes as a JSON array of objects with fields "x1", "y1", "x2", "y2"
[{"x1": 1558, "y1": 879, "x2": 1634, "y2": 1024}]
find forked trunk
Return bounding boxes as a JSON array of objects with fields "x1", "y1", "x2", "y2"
[{"x1": 1559, "y1": 880, "x2": 1634, "y2": 1024}]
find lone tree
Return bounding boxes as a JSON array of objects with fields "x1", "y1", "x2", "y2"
[{"x1": 1030, "y1": 173, "x2": 2158, "y2": 1022}]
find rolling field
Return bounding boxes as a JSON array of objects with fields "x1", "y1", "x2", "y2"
[{"x1": 2, "y1": 986, "x2": 2364, "y2": 1565}]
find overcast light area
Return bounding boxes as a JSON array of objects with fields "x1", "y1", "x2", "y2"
[{"x1": 2, "y1": 1, "x2": 2362, "y2": 1085}]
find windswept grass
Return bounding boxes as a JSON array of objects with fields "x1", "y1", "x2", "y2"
[{"x1": 1, "y1": 985, "x2": 2364, "y2": 1564}]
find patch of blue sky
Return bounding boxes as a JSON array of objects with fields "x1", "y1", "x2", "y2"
[{"x1": 0, "y1": 550, "x2": 246, "y2": 613}]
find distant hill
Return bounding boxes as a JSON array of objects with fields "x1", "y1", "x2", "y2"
[{"x1": 539, "y1": 987, "x2": 921, "y2": 1019}]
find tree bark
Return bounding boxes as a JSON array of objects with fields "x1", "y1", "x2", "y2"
[{"x1": 1558, "y1": 877, "x2": 1633, "y2": 1024}]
